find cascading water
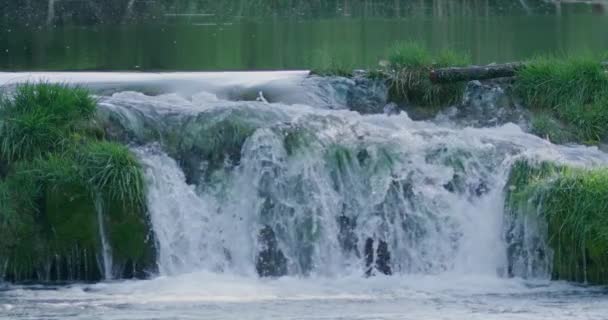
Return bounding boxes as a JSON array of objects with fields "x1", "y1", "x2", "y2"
[
  {"x1": 94, "y1": 193, "x2": 114, "y2": 280},
  {"x1": 94, "y1": 76, "x2": 608, "y2": 280}
]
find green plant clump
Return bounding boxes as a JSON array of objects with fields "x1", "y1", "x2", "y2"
[
  {"x1": 515, "y1": 55, "x2": 608, "y2": 145},
  {"x1": 506, "y1": 160, "x2": 608, "y2": 284},
  {"x1": 529, "y1": 112, "x2": 572, "y2": 144},
  {"x1": 0, "y1": 83, "x2": 153, "y2": 283},
  {"x1": 309, "y1": 49, "x2": 356, "y2": 77},
  {"x1": 78, "y1": 141, "x2": 145, "y2": 207},
  {"x1": 0, "y1": 83, "x2": 96, "y2": 162},
  {"x1": 383, "y1": 41, "x2": 471, "y2": 108},
  {"x1": 516, "y1": 56, "x2": 608, "y2": 110}
]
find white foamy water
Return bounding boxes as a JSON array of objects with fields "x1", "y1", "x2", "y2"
[
  {"x1": 1, "y1": 72, "x2": 608, "y2": 319},
  {"x1": 2, "y1": 274, "x2": 608, "y2": 320}
]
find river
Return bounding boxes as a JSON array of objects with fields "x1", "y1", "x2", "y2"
[
  {"x1": 1, "y1": 0, "x2": 608, "y2": 70},
  {"x1": 2, "y1": 1, "x2": 608, "y2": 319}
]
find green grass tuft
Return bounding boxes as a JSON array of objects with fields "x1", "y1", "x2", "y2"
[
  {"x1": 555, "y1": 100, "x2": 608, "y2": 145},
  {"x1": 383, "y1": 41, "x2": 471, "y2": 108},
  {"x1": 530, "y1": 112, "x2": 571, "y2": 144},
  {"x1": 515, "y1": 55, "x2": 608, "y2": 145},
  {"x1": 387, "y1": 42, "x2": 433, "y2": 69},
  {"x1": 32, "y1": 153, "x2": 84, "y2": 188},
  {"x1": 78, "y1": 141, "x2": 145, "y2": 208},
  {"x1": 10, "y1": 82, "x2": 96, "y2": 123},
  {"x1": 0, "y1": 83, "x2": 96, "y2": 162},
  {"x1": 0, "y1": 83, "x2": 152, "y2": 282},
  {"x1": 309, "y1": 50, "x2": 355, "y2": 77},
  {"x1": 515, "y1": 55, "x2": 608, "y2": 110}
]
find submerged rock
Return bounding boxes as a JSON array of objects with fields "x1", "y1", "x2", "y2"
[{"x1": 256, "y1": 226, "x2": 288, "y2": 277}]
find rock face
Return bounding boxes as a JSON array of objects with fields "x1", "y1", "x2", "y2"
[
  {"x1": 375, "y1": 240, "x2": 392, "y2": 275},
  {"x1": 364, "y1": 238, "x2": 392, "y2": 276},
  {"x1": 438, "y1": 79, "x2": 531, "y2": 128},
  {"x1": 346, "y1": 76, "x2": 389, "y2": 114},
  {"x1": 303, "y1": 75, "x2": 389, "y2": 114},
  {"x1": 256, "y1": 226, "x2": 288, "y2": 277},
  {"x1": 337, "y1": 215, "x2": 359, "y2": 256}
]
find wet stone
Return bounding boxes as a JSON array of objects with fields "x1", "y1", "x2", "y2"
[
  {"x1": 337, "y1": 215, "x2": 359, "y2": 256},
  {"x1": 376, "y1": 240, "x2": 392, "y2": 276},
  {"x1": 364, "y1": 238, "x2": 392, "y2": 276},
  {"x1": 256, "y1": 226, "x2": 288, "y2": 278}
]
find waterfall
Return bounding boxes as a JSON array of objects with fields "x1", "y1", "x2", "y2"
[
  {"x1": 135, "y1": 147, "x2": 231, "y2": 275},
  {"x1": 94, "y1": 193, "x2": 113, "y2": 280},
  {"x1": 94, "y1": 74, "x2": 608, "y2": 280}
]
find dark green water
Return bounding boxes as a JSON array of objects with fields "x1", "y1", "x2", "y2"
[{"x1": 1, "y1": 0, "x2": 608, "y2": 71}]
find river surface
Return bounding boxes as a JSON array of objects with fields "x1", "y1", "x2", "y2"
[
  {"x1": 2, "y1": 274, "x2": 608, "y2": 320},
  {"x1": 2, "y1": 0, "x2": 608, "y2": 70}
]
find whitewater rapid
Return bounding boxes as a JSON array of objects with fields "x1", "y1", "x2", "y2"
[{"x1": 3, "y1": 273, "x2": 608, "y2": 319}]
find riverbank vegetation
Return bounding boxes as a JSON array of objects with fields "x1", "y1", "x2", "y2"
[
  {"x1": 382, "y1": 41, "x2": 471, "y2": 107},
  {"x1": 515, "y1": 55, "x2": 608, "y2": 145},
  {"x1": 311, "y1": 41, "x2": 471, "y2": 108},
  {"x1": 312, "y1": 42, "x2": 608, "y2": 146},
  {"x1": 506, "y1": 160, "x2": 608, "y2": 284},
  {"x1": 0, "y1": 83, "x2": 153, "y2": 282},
  {"x1": 309, "y1": 50, "x2": 355, "y2": 77}
]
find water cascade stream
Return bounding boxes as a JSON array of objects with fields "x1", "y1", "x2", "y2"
[
  {"x1": 94, "y1": 193, "x2": 114, "y2": 280},
  {"x1": 92, "y1": 73, "x2": 608, "y2": 279}
]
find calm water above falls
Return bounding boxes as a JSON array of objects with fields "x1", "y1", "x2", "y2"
[{"x1": 1, "y1": 0, "x2": 608, "y2": 70}]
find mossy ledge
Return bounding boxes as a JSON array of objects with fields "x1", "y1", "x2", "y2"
[
  {"x1": 311, "y1": 41, "x2": 471, "y2": 111},
  {"x1": 505, "y1": 160, "x2": 608, "y2": 284},
  {"x1": 0, "y1": 83, "x2": 155, "y2": 283}
]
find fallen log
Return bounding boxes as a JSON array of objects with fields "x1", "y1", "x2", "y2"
[
  {"x1": 430, "y1": 61, "x2": 608, "y2": 84},
  {"x1": 429, "y1": 62, "x2": 524, "y2": 84}
]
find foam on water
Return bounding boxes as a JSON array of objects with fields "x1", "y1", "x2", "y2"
[{"x1": 3, "y1": 273, "x2": 607, "y2": 320}]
